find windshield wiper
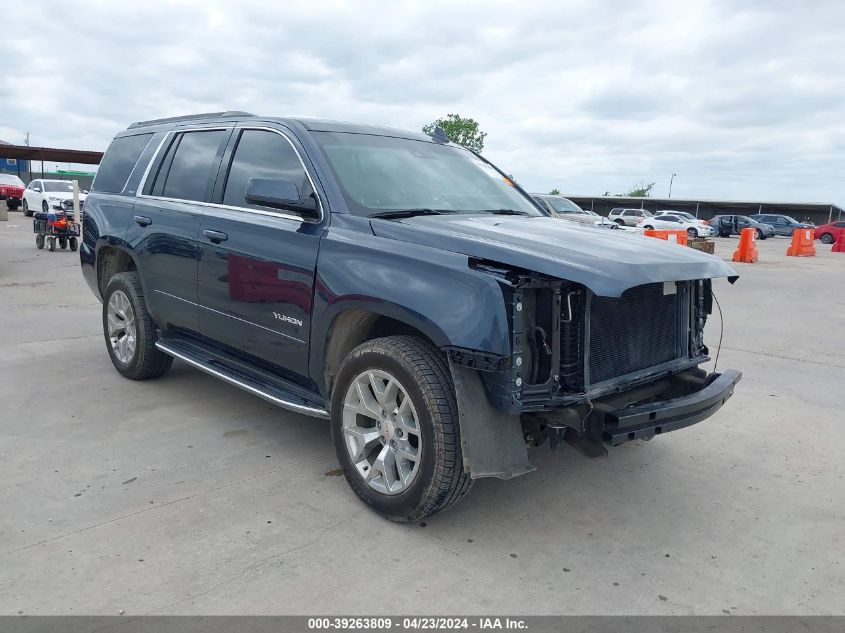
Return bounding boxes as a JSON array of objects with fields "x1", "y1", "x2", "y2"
[
  {"x1": 369, "y1": 208, "x2": 452, "y2": 220},
  {"x1": 477, "y1": 208, "x2": 529, "y2": 216}
]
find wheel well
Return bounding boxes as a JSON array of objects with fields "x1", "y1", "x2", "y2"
[
  {"x1": 97, "y1": 247, "x2": 137, "y2": 296},
  {"x1": 323, "y1": 309, "x2": 435, "y2": 395}
]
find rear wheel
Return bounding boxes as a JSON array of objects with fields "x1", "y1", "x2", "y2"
[
  {"x1": 47, "y1": 237, "x2": 56, "y2": 251},
  {"x1": 820, "y1": 233, "x2": 835, "y2": 244},
  {"x1": 643, "y1": 225, "x2": 654, "y2": 231},
  {"x1": 330, "y1": 335, "x2": 472, "y2": 523},
  {"x1": 614, "y1": 218, "x2": 625, "y2": 226},
  {"x1": 102, "y1": 272, "x2": 173, "y2": 380},
  {"x1": 35, "y1": 234, "x2": 44, "y2": 249},
  {"x1": 59, "y1": 237, "x2": 68, "y2": 249},
  {"x1": 69, "y1": 237, "x2": 78, "y2": 251}
]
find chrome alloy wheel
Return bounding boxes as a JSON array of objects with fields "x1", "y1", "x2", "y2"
[
  {"x1": 107, "y1": 290, "x2": 137, "y2": 364},
  {"x1": 342, "y1": 369, "x2": 422, "y2": 495}
]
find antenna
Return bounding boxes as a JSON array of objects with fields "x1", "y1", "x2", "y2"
[{"x1": 431, "y1": 126, "x2": 450, "y2": 143}]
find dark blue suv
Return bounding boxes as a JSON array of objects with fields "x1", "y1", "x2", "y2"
[{"x1": 81, "y1": 111, "x2": 742, "y2": 521}]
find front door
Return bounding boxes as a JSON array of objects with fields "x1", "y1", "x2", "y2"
[{"x1": 197, "y1": 127, "x2": 324, "y2": 378}]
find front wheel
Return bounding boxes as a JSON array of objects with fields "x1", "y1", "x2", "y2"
[
  {"x1": 35, "y1": 234, "x2": 45, "y2": 249},
  {"x1": 330, "y1": 335, "x2": 472, "y2": 523},
  {"x1": 23, "y1": 200, "x2": 31, "y2": 217},
  {"x1": 820, "y1": 233, "x2": 835, "y2": 244},
  {"x1": 102, "y1": 272, "x2": 173, "y2": 380},
  {"x1": 69, "y1": 236, "x2": 78, "y2": 251},
  {"x1": 47, "y1": 237, "x2": 56, "y2": 251},
  {"x1": 643, "y1": 225, "x2": 654, "y2": 231},
  {"x1": 687, "y1": 228, "x2": 698, "y2": 238}
]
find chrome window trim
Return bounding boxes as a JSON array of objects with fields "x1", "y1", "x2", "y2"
[{"x1": 135, "y1": 125, "x2": 324, "y2": 224}]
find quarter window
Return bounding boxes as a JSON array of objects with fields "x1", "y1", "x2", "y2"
[
  {"x1": 92, "y1": 133, "x2": 153, "y2": 194},
  {"x1": 222, "y1": 129, "x2": 312, "y2": 210}
]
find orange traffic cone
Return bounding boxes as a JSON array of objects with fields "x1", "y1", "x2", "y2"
[
  {"x1": 786, "y1": 228, "x2": 816, "y2": 257},
  {"x1": 643, "y1": 229, "x2": 688, "y2": 245},
  {"x1": 832, "y1": 232, "x2": 845, "y2": 253},
  {"x1": 732, "y1": 227, "x2": 758, "y2": 263}
]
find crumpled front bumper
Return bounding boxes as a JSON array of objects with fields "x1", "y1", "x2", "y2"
[{"x1": 603, "y1": 369, "x2": 742, "y2": 446}]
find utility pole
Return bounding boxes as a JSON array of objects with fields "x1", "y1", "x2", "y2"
[
  {"x1": 24, "y1": 132, "x2": 30, "y2": 147},
  {"x1": 668, "y1": 173, "x2": 677, "y2": 199}
]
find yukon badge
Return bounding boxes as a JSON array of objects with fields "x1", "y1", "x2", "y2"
[{"x1": 272, "y1": 312, "x2": 303, "y2": 327}]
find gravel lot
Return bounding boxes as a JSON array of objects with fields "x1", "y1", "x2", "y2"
[{"x1": 1, "y1": 216, "x2": 843, "y2": 615}]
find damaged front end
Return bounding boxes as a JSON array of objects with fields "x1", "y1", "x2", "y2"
[{"x1": 447, "y1": 259, "x2": 741, "y2": 475}]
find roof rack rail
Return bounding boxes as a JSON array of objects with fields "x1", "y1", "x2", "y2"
[{"x1": 128, "y1": 111, "x2": 255, "y2": 129}]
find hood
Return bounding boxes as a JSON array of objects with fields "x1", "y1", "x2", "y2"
[
  {"x1": 370, "y1": 214, "x2": 738, "y2": 297},
  {"x1": 45, "y1": 191, "x2": 87, "y2": 201}
]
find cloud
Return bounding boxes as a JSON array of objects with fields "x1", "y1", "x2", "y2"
[{"x1": 1, "y1": 0, "x2": 843, "y2": 203}]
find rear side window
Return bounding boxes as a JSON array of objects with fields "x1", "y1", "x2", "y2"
[
  {"x1": 149, "y1": 130, "x2": 228, "y2": 202},
  {"x1": 92, "y1": 133, "x2": 154, "y2": 193},
  {"x1": 222, "y1": 129, "x2": 312, "y2": 210},
  {"x1": 834, "y1": 222, "x2": 845, "y2": 228}
]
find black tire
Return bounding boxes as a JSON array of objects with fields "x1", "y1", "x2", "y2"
[
  {"x1": 23, "y1": 200, "x2": 31, "y2": 217},
  {"x1": 69, "y1": 236, "x2": 78, "y2": 251},
  {"x1": 614, "y1": 219, "x2": 625, "y2": 226},
  {"x1": 330, "y1": 335, "x2": 472, "y2": 523},
  {"x1": 42, "y1": 201, "x2": 49, "y2": 213},
  {"x1": 7, "y1": 200, "x2": 18, "y2": 210},
  {"x1": 755, "y1": 229, "x2": 763, "y2": 240},
  {"x1": 47, "y1": 237, "x2": 56, "y2": 252},
  {"x1": 35, "y1": 234, "x2": 45, "y2": 249},
  {"x1": 643, "y1": 225, "x2": 654, "y2": 231},
  {"x1": 687, "y1": 228, "x2": 698, "y2": 238},
  {"x1": 102, "y1": 272, "x2": 173, "y2": 380},
  {"x1": 820, "y1": 233, "x2": 835, "y2": 244},
  {"x1": 59, "y1": 237, "x2": 68, "y2": 249}
]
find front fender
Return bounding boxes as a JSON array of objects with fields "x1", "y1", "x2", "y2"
[{"x1": 310, "y1": 226, "x2": 512, "y2": 379}]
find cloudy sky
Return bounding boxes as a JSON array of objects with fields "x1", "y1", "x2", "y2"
[{"x1": 1, "y1": 0, "x2": 843, "y2": 203}]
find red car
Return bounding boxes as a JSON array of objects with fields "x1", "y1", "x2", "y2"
[
  {"x1": 814, "y1": 221, "x2": 845, "y2": 245},
  {"x1": 0, "y1": 174, "x2": 25, "y2": 210}
]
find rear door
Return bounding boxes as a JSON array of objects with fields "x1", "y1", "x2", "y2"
[
  {"x1": 129, "y1": 126, "x2": 232, "y2": 334},
  {"x1": 196, "y1": 125, "x2": 324, "y2": 377}
]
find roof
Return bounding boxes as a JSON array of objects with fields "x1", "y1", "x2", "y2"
[
  {"x1": 567, "y1": 195, "x2": 842, "y2": 211},
  {"x1": 0, "y1": 143, "x2": 103, "y2": 165}
]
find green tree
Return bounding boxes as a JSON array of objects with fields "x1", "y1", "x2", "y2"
[
  {"x1": 549, "y1": 188, "x2": 561, "y2": 195},
  {"x1": 620, "y1": 181, "x2": 655, "y2": 197},
  {"x1": 422, "y1": 114, "x2": 487, "y2": 153}
]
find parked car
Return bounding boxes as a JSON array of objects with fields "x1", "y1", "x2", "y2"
[
  {"x1": 81, "y1": 112, "x2": 741, "y2": 522},
  {"x1": 638, "y1": 214, "x2": 714, "y2": 238},
  {"x1": 710, "y1": 215, "x2": 775, "y2": 240},
  {"x1": 0, "y1": 174, "x2": 25, "y2": 210},
  {"x1": 608, "y1": 207, "x2": 653, "y2": 226},
  {"x1": 654, "y1": 210, "x2": 708, "y2": 226},
  {"x1": 748, "y1": 213, "x2": 813, "y2": 237},
  {"x1": 22, "y1": 179, "x2": 87, "y2": 217},
  {"x1": 532, "y1": 194, "x2": 618, "y2": 229},
  {"x1": 813, "y1": 221, "x2": 845, "y2": 244}
]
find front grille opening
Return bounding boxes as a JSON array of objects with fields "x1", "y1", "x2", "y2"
[{"x1": 588, "y1": 283, "x2": 681, "y2": 385}]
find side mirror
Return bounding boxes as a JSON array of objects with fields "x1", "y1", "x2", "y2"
[{"x1": 245, "y1": 178, "x2": 319, "y2": 218}]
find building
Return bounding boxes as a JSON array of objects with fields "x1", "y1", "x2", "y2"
[
  {"x1": 0, "y1": 140, "x2": 30, "y2": 177},
  {"x1": 567, "y1": 195, "x2": 844, "y2": 226}
]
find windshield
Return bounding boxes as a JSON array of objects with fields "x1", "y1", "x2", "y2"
[
  {"x1": 312, "y1": 132, "x2": 541, "y2": 217},
  {"x1": 43, "y1": 181, "x2": 74, "y2": 193},
  {"x1": 544, "y1": 197, "x2": 584, "y2": 215},
  {"x1": 0, "y1": 175, "x2": 24, "y2": 187}
]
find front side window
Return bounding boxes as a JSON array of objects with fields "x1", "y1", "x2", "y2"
[
  {"x1": 32, "y1": 182, "x2": 42, "y2": 192},
  {"x1": 312, "y1": 131, "x2": 540, "y2": 217},
  {"x1": 93, "y1": 133, "x2": 154, "y2": 194},
  {"x1": 151, "y1": 130, "x2": 228, "y2": 202},
  {"x1": 223, "y1": 129, "x2": 312, "y2": 210},
  {"x1": 661, "y1": 215, "x2": 679, "y2": 222}
]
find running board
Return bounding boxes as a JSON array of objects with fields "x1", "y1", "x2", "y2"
[{"x1": 155, "y1": 339, "x2": 329, "y2": 419}]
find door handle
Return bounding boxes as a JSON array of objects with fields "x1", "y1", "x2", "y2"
[
  {"x1": 134, "y1": 215, "x2": 152, "y2": 227},
  {"x1": 203, "y1": 229, "x2": 228, "y2": 243}
]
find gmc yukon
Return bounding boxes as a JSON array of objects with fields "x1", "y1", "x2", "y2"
[{"x1": 81, "y1": 111, "x2": 741, "y2": 522}]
